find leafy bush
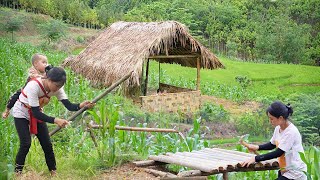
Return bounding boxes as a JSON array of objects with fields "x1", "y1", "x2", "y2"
[
  {"x1": 235, "y1": 75, "x2": 251, "y2": 89},
  {"x1": 0, "y1": 12, "x2": 24, "y2": 41},
  {"x1": 289, "y1": 93, "x2": 320, "y2": 146},
  {"x1": 38, "y1": 20, "x2": 67, "y2": 44},
  {"x1": 235, "y1": 110, "x2": 273, "y2": 138},
  {"x1": 200, "y1": 102, "x2": 230, "y2": 122},
  {"x1": 76, "y1": 36, "x2": 85, "y2": 43}
]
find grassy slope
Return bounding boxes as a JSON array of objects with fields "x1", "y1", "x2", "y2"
[
  {"x1": 0, "y1": 7, "x2": 98, "y2": 50},
  {"x1": 148, "y1": 56, "x2": 320, "y2": 99}
]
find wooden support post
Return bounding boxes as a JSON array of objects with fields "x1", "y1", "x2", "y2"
[
  {"x1": 88, "y1": 128, "x2": 99, "y2": 148},
  {"x1": 158, "y1": 61, "x2": 161, "y2": 90},
  {"x1": 196, "y1": 57, "x2": 200, "y2": 91},
  {"x1": 223, "y1": 172, "x2": 228, "y2": 180},
  {"x1": 144, "y1": 59, "x2": 150, "y2": 96},
  {"x1": 142, "y1": 168, "x2": 177, "y2": 178}
]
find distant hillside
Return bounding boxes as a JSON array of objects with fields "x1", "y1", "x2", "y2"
[{"x1": 0, "y1": 7, "x2": 99, "y2": 53}]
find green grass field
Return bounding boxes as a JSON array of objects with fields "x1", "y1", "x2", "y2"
[{"x1": 148, "y1": 57, "x2": 320, "y2": 101}]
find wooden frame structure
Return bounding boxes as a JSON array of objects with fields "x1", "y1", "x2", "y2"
[
  {"x1": 144, "y1": 55, "x2": 201, "y2": 95},
  {"x1": 134, "y1": 148, "x2": 279, "y2": 180},
  {"x1": 140, "y1": 55, "x2": 202, "y2": 113}
]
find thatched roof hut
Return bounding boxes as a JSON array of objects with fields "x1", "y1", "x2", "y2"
[{"x1": 63, "y1": 21, "x2": 223, "y2": 89}]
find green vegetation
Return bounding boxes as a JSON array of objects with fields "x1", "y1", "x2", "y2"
[
  {"x1": 1, "y1": 0, "x2": 320, "y2": 64},
  {"x1": 200, "y1": 103, "x2": 230, "y2": 122},
  {"x1": 38, "y1": 19, "x2": 68, "y2": 44},
  {"x1": 0, "y1": 4, "x2": 319, "y2": 179},
  {"x1": 300, "y1": 146, "x2": 320, "y2": 180},
  {"x1": 0, "y1": 11, "x2": 24, "y2": 41}
]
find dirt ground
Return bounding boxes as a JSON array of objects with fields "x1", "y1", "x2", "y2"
[
  {"x1": 99, "y1": 163, "x2": 158, "y2": 180},
  {"x1": 14, "y1": 164, "x2": 159, "y2": 180}
]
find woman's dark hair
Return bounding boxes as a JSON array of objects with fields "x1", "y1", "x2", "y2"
[
  {"x1": 46, "y1": 67, "x2": 66, "y2": 87},
  {"x1": 266, "y1": 101, "x2": 293, "y2": 119},
  {"x1": 45, "y1": 64, "x2": 54, "y2": 73}
]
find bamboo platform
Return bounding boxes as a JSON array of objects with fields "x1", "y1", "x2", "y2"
[{"x1": 134, "y1": 148, "x2": 279, "y2": 179}]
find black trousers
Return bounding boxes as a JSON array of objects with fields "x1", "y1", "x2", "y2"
[
  {"x1": 276, "y1": 170, "x2": 292, "y2": 180},
  {"x1": 14, "y1": 118, "x2": 56, "y2": 172}
]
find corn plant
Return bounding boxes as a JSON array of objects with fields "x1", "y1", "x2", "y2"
[{"x1": 300, "y1": 146, "x2": 320, "y2": 180}]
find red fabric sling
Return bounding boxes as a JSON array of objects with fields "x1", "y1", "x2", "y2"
[{"x1": 20, "y1": 78, "x2": 50, "y2": 134}]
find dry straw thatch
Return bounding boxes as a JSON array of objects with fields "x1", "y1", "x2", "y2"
[{"x1": 63, "y1": 21, "x2": 223, "y2": 88}]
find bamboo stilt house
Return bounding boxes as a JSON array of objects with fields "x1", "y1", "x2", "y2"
[{"x1": 63, "y1": 21, "x2": 224, "y2": 113}]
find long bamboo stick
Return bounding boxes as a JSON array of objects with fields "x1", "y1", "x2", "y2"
[
  {"x1": 89, "y1": 121, "x2": 179, "y2": 133},
  {"x1": 49, "y1": 71, "x2": 133, "y2": 136}
]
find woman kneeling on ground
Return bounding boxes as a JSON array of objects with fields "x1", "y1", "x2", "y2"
[
  {"x1": 241, "y1": 101, "x2": 307, "y2": 180},
  {"x1": 12, "y1": 66, "x2": 95, "y2": 176}
]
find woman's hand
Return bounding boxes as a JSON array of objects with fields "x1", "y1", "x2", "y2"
[
  {"x1": 80, "y1": 101, "x2": 95, "y2": 109},
  {"x1": 241, "y1": 156, "x2": 256, "y2": 167},
  {"x1": 246, "y1": 144, "x2": 259, "y2": 153},
  {"x1": 54, "y1": 118, "x2": 69, "y2": 128},
  {"x1": 2, "y1": 108, "x2": 10, "y2": 119}
]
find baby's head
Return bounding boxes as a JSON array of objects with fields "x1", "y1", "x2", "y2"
[{"x1": 32, "y1": 53, "x2": 48, "y2": 73}]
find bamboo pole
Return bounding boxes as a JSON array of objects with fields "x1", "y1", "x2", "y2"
[
  {"x1": 49, "y1": 71, "x2": 133, "y2": 136},
  {"x1": 149, "y1": 55, "x2": 200, "y2": 59},
  {"x1": 211, "y1": 148, "x2": 255, "y2": 158},
  {"x1": 178, "y1": 152, "x2": 239, "y2": 165},
  {"x1": 166, "y1": 153, "x2": 226, "y2": 171},
  {"x1": 177, "y1": 170, "x2": 202, "y2": 177},
  {"x1": 88, "y1": 128, "x2": 99, "y2": 148},
  {"x1": 115, "y1": 126, "x2": 179, "y2": 133},
  {"x1": 200, "y1": 149, "x2": 253, "y2": 161},
  {"x1": 133, "y1": 160, "x2": 167, "y2": 167},
  {"x1": 158, "y1": 61, "x2": 161, "y2": 90},
  {"x1": 144, "y1": 59, "x2": 150, "y2": 96},
  {"x1": 149, "y1": 155, "x2": 218, "y2": 173},
  {"x1": 89, "y1": 121, "x2": 179, "y2": 133},
  {"x1": 196, "y1": 57, "x2": 200, "y2": 91},
  {"x1": 197, "y1": 151, "x2": 249, "y2": 162},
  {"x1": 142, "y1": 168, "x2": 177, "y2": 178},
  {"x1": 189, "y1": 151, "x2": 241, "y2": 163}
]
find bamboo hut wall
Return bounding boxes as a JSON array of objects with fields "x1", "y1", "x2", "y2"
[{"x1": 140, "y1": 91, "x2": 201, "y2": 113}]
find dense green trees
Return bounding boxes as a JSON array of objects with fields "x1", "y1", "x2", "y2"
[{"x1": 0, "y1": 0, "x2": 319, "y2": 65}]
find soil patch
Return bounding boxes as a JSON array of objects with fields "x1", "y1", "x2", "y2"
[
  {"x1": 201, "y1": 95, "x2": 262, "y2": 116},
  {"x1": 99, "y1": 163, "x2": 158, "y2": 180}
]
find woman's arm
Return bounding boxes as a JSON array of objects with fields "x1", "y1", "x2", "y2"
[
  {"x1": 60, "y1": 99, "x2": 80, "y2": 111},
  {"x1": 31, "y1": 106, "x2": 55, "y2": 123},
  {"x1": 255, "y1": 148, "x2": 284, "y2": 162},
  {"x1": 31, "y1": 106, "x2": 69, "y2": 127},
  {"x1": 241, "y1": 148, "x2": 285, "y2": 167},
  {"x1": 258, "y1": 142, "x2": 276, "y2": 150}
]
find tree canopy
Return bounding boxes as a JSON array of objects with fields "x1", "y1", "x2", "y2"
[{"x1": 1, "y1": 0, "x2": 319, "y2": 65}]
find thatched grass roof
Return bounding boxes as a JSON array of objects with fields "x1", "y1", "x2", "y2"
[{"x1": 63, "y1": 21, "x2": 223, "y2": 88}]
